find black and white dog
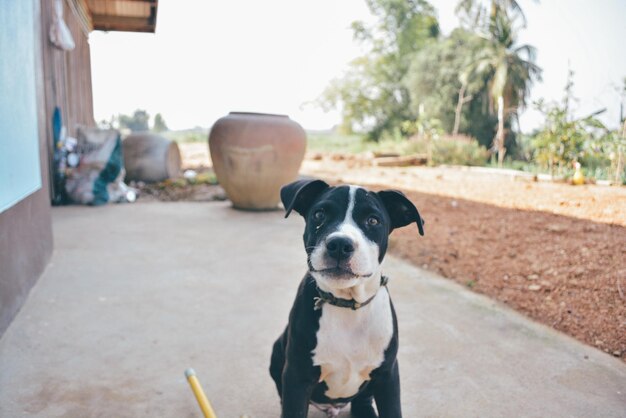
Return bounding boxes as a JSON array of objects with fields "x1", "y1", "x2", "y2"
[{"x1": 270, "y1": 179, "x2": 424, "y2": 418}]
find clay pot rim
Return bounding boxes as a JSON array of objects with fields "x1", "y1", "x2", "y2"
[{"x1": 228, "y1": 111, "x2": 289, "y2": 118}]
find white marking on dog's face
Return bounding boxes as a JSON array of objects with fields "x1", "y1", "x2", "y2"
[{"x1": 309, "y1": 186, "x2": 382, "y2": 294}]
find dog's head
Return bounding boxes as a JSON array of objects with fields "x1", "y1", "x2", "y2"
[{"x1": 281, "y1": 179, "x2": 424, "y2": 291}]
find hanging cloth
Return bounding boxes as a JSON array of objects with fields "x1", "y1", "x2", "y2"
[{"x1": 49, "y1": 0, "x2": 75, "y2": 50}]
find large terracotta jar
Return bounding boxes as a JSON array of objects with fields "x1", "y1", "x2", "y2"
[
  {"x1": 123, "y1": 133, "x2": 181, "y2": 183},
  {"x1": 208, "y1": 112, "x2": 306, "y2": 210}
]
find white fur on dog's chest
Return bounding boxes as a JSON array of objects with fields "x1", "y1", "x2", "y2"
[{"x1": 312, "y1": 288, "x2": 393, "y2": 399}]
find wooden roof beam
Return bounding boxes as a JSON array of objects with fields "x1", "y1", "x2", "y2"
[{"x1": 91, "y1": 15, "x2": 155, "y2": 32}]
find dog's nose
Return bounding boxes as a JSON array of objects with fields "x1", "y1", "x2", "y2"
[{"x1": 325, "y1": 236, "x2": 355, "y2": 261}]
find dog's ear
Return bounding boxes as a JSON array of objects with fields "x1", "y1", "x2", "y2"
[
  {"x1": 377, "y1": 190, "x2": 425, "y2": 235},
  {"x1": 281, "y1": 179, "x2": 330, "y2": 218}
]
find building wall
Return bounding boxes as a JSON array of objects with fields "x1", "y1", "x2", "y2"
[
  {"x1": 0, "y1": 0, "x2": 53, "y2": 337},
  {"x1": 41, "y1": 0, "x2": 95, "y2": 137},
  {"x1": 0, "y1": 0, "x2": 43, "y2": 212},
  {"x1": 0, "y1": 0, "x2": 95, "y2": 337},
  {"x1": 41, "y1": 0, "x2": 96, "y2": 194}
]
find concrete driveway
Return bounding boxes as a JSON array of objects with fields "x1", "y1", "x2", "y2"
[{"x1": 0, "y1": 202, "x2": 624, "y2": 417}]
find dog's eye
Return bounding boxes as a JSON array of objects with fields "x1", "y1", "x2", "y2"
[
  {"x1": 313, "y1": 209, "x2": 325, "y2": 222},
  {"x1": 367, "y1": 216, "x2": 380, "y2": 226}
]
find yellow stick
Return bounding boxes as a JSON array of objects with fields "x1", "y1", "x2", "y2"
[{"x1": 185, "y1": 368, "x2": 218, "y2": 418}]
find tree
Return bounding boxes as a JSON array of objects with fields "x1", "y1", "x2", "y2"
[
  {"x1": 456, "y1": 0, "x2": 530, "y2": 29},
  {"x1": 153, "y1": 113, "x2": 168, "y2": 132},
  {"x1": 456, "y1": 0, "x2": 541, "y2": 166},
  {"x1": 404, "y1": 28, "x2": 487, "y2": 136},
  {"x1": 118, "y1": 109, "x2": 150, "y2": 132},
  {"x1": 480, "y1": 14, "x2": 541, "y2": 165},
  {"x1": 320, "y1": 0, "x2": 439, "y2": 140}
]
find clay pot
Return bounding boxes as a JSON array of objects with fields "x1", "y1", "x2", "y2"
[
  {"x1": 123, "y1": 133, "x2": 181, "y2": 182},
  {"x1": 208, "y1": 112, "x2": 306, "y2": 210}
]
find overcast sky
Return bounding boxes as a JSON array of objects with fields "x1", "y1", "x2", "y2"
[{"x1": 90, "y1": 0, "x2": 626, "y2": 132}]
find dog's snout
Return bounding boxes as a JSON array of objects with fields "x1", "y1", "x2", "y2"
[{"x1": 325, "y1": 236, "x2": 355, "y2": 261}]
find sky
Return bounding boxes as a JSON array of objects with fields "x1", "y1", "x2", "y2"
[{"x1": 90, "y1": 0, "x2": 626, "y2": 133}]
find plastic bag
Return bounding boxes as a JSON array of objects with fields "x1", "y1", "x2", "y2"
[
  {"x1": 65, "y1": 127, "x2": 136, "y2": 205},
  {"x1": 49, "y1": 0, "x2": 75, "y2": 51}
]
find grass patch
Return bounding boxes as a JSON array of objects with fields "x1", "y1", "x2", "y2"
[
  {"x1": 306, "y1": 131, "x2": 371, "y2": 154},
  {"x1": 306, "y1": 131, "x2": 425, "y2": 156},
  {"x1": 306, "y1": 131, "x2": 490, "y2": 166},
  {"x1": 163, "y1": 128, "x2": 209, "y2": 143}
]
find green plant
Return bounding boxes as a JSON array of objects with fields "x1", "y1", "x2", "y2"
[
  {"x1": 584, "y1": 128, "x2": 626, "y2": 183},
  {"x1": 431, "y1": 135, "x2": 489, "y2": 166},
  {"x1": 153, "y1": 113, "x2": 168, "y2": 132},
  {"x1": 532, "y1": 105, "x2": 587, "y2": 175},
  {"x1": 188, "y1": 172, "x2": 218, "y2": 185},
  {"x1": 531, "y1": 71, "x2": 616, "y2": 179}
]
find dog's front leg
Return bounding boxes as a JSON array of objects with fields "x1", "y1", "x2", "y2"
[
  {"x1": 281, "y1": 369, "x2": 314, "y2": 418},
  {"x1": 372, "y1": 360, "x2": 402, "y2": 418}
]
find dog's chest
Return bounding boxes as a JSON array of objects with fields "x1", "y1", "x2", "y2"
[{"x1": 312, "y1": 290, "x2": 393, "y2": 399}]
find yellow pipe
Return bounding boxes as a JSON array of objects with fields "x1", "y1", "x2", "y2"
[{"x1": 185, "y1": 368, "x2": 218, "y2": 418}]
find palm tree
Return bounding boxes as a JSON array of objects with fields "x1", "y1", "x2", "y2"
[
  {"x1": 456, "y1": 0, "x2": 530, "y2": 29},
  {"x1": 457, "y1": 0, "x2": 542, "y2": 165}
]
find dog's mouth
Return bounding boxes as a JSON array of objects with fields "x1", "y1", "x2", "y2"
[{"x1": 310, "y1": 266, "x2": 372, "y2": 279}]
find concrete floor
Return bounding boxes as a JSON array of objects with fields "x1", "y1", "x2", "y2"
[{"x1": 0, "y1": 202, "x2": 624, "y2": 418}]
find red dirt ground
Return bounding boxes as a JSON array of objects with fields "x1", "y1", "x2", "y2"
[{"x1": 389, "y1": 189, "x2": 625, "y2": 360}]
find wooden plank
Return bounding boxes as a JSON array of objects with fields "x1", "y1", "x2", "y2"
[
  {"x1": 91, "y1": 14, "x2": 155, "y2": 32},
  {"x1": 373, "y1": 154, "x2": 429, "y2": 167}
]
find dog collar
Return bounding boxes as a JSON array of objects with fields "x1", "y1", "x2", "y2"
[{"x1": 313, "y1": 275, "x2": 389, "y2": 311}]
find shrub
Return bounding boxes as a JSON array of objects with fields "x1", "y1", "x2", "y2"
[
  {"x1": 430, "y1": 135, "x2": 489, "y2": 166},
  {"x1": 584, "y1": 129, "x2": 626, "y2": 183},
  {"x1": 378, "y1": 133, "x2": 488, "y2": 166}
]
